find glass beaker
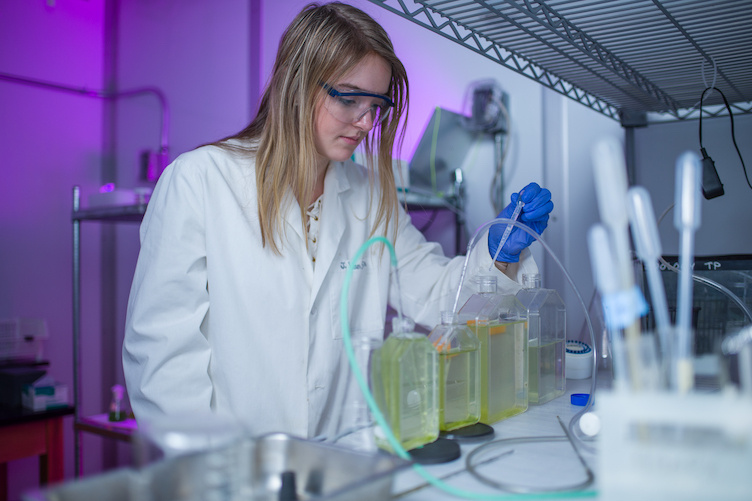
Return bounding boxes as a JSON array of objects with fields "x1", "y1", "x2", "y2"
[
  {"x1": 371, "y1": 316, "x2": 439, "y2": 452},
  {"x1": 458, "y1": 274, "x2": 528, "y2": 424},
  {"x1": 428, "y1": 311, "x2": 481, "y2": 432},
  {"x1": 516, "y1": 273, "x2": 567, "y2": 405},
  {"x1": 330, "y1": 335, "x2": 381, "y2": 453}
]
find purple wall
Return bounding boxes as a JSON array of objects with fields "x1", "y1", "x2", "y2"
[
  {"x1": 3, "y1": 0, "x2": 253, "y2": 496},
  {"x1": 1, "y1": 0, "x2": 106, "y2": 497}
]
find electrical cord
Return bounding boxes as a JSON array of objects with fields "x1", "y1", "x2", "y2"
[
  {"x1": 698, "y1": 86, "x2": 752, "y2": 192},
  {"x1": 465, "y1": 417, "x2": 594, "y2": 494}
]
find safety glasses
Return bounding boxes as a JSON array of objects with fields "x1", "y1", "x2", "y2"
[{"x1": 320, "y1": 83, "x2": 394, "y2": 127}]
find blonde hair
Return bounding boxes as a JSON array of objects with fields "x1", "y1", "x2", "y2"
[{"x1": 218, "y1": 2, "x2": 408, "y2": 254}]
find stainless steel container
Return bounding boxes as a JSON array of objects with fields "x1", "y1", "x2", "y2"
[{"x1": 24, "y1": 433, "x2": 409, "y2": 500}]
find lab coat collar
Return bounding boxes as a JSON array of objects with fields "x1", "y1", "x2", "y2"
[
  {"x1": 310, "y1": 161, "x2": 350, "y2": 298},
  {"x1": 282, "y1": 161, "x2": 351, "y2": 240},
  {"x1": 281, "y1": 162, "x2": 352, "y2": 300}
]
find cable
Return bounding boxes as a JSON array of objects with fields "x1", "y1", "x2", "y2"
[
  {"x1": 340, "y1": 227, "x2": 599, "y2": 498},
  {"x1": 698, "y1": 86, "x2": 752, "y2": 192},
  {"x1": 465, "y1": 417, "x2": 594, "y2": 494}
]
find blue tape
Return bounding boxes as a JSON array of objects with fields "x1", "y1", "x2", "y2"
[{"x1": 601, "y1": 285, "x2": 649, "y2": 330}]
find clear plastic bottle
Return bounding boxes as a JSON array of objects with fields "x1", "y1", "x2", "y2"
[
  {"x1": 516, "y1": 273, "x2": 566, "y2": 405},
  {"x1": 458, "y1": 275, "x2": 528, "y2": 424},
  {"x1": 371, "y1": 316, "x2": 439, "y2": 451},
  {"x1": 428, "y1": 311, "x2": 481, "y2": 432}
]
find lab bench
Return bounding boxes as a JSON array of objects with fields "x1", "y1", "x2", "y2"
[
  {"x1": 0, "y1": 404, "x2": 74, "y2": 501},
  {"x1": 393, "y1": 377, "x2": 598, "y2": 500}
]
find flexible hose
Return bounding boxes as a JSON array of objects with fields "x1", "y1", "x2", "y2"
[
  {"x1": 340, "y1": 230, "x2": 598, "y2": 498},
  {"x1": 451, "y1": 218, "x2": 598, "y2": 452}
]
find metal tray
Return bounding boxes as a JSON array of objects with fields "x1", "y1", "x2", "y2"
[{"x1": 25, "y1": 433, "x2": 409, "y2": 501}]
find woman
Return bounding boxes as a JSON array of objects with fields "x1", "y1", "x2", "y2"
[{"x1": 123, "y1": 1, "x2": 552, "y2": 439}]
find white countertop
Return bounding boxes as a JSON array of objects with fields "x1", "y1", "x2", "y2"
[{"x1": 393, "y1": 376, "x2": 602, "y2": 500}]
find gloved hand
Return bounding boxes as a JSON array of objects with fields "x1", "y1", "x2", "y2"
[{"x1": 488, "y1": 182, "x2": 553, "y2": 263}]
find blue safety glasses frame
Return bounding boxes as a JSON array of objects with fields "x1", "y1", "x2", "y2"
[{"x1": 320, "y1": 83, "x2": 395, "y2": 126}]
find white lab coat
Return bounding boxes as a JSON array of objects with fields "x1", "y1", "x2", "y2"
[{"x1": 123, "y1": 140, "x2": 538, "y2": 439}]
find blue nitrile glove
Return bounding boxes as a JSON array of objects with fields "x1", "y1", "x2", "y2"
[{"x1": 488, "y1": 182, "x2": 553, "y2": 263}]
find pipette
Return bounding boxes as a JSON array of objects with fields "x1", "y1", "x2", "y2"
[
  {"x1": 592, "y1": 138, "x2": 643, "y2": 390},
  {"x1": 588, "y1": 224, "x2": 629, "y2": 390},
  {"x1": 489, "y1": 198, "x2": 524, "y2": 270},
  {"x1": 674, "y1": 151, "x2": 702, "y2": 393},
  {"x1": 627, "y1": 186, "x2": 673, "y2": 389}
]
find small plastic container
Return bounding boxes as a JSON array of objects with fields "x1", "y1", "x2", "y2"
[
  {"x1": 428, "y1": 312, "x2": 481, "y2": 432},
  {"x1": 108, "y1": 384, "x2": 127, "y2": 422},
  {"x1": 458, "y1": 275, "x2": 528, "y2": 424},
  {"x1": 371, "y1": 317, "x2": 439, "y2": 452},
  {"x1": 516, "y1": 273, "x2": 567, "y2": 404}
]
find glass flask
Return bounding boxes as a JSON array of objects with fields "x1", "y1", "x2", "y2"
[
  {"x1": 458, "y1": 274, "x2": 528, "y2": 424},
  {"x1": 428, "y1": 311, "x2": 481, "y2": 432},
  {"x1": 371, "y1": 316, "x2": 439, "y2": 452},
  {"x1": 516, "y1": 273, "x2": 567, "y2": 405}
]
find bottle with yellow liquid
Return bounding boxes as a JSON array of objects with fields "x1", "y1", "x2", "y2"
[
  {"x1": 371, "y1": 316, "x2": 439, "y2": 452},
  {"x1": 428, "y1": 311, "x2": 481, "y2": 432},
  {"x1": 516, "y1": 273, "x2": 566, "y2": 405},
  {"x1": 458, "y1": 275, "x2": 528, "y2": 424}
]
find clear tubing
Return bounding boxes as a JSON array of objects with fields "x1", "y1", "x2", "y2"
[
  {"x1": 489, "y1": 199, "x2": 525, "y2": 270},
  {"x1": 656, "y1": 202, "x2": 752, "y2": 324},
  {"x1": 340, "y1": 235, "x2": 598, "y2": 499},
  {"x1": 477, "y1": 219, "x2": 599, "y2": 453}
]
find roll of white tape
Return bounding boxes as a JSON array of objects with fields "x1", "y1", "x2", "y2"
[{"x1": 566, "y1": 340, "x2": 594, "y2": 380}]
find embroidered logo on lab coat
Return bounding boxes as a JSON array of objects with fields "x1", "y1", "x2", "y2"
[{"x1": 340, "y1": 260, "x2": 367, "y2": 270}]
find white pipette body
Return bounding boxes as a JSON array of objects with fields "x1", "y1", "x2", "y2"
[
  {"x1": 592, "y1": 138, "x2": 632, "y2": 289},
  {"x1": 674, "y1": 151, "x2": 702, "y2": 393},
  {"x1": 592, "y1": 137, "x2": 643, "y2": 390},
  {"x1": 627, "y1": 186, "x2": 674, "y2": 389},
  {"x1": 489, "y1": 199, "x2": 525, "y2": 269},
  {"x1": 588, "y1": 224, "x2": 628, "y2": 390}
]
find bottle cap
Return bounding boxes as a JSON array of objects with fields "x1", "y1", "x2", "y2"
[
  {"x1": 570, "y1": 393, "x2": 590, "y2": 406},
  {"x1": 111, "y1": 384, "x2": 124, "y2": 400},
  {"x1": 579, "y1": 412, "x2": 601, "y2": 436},
  {"x1": 522, "y1": 273, "x2": 541, "y2": 289}
]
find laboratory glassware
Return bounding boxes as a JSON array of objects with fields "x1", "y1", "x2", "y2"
[
  {"x1": 516, "y1": 273, "x2": 566, "y2": 405},
  {"x1": 108, "y1": 384, "x2": 127, "y2": 422},
  {"x1": 427, "y1": 311, "x2": 481, "y2": 431},
  {"x1": 328, "y1": 335, "x2": 380, "y2": 452},
  {"x1": 370, "y1": 316, "x2": 439, "y2": 452},
  {"x1": 457, "y1": 274, "x2": 528, "y2": 424}
]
